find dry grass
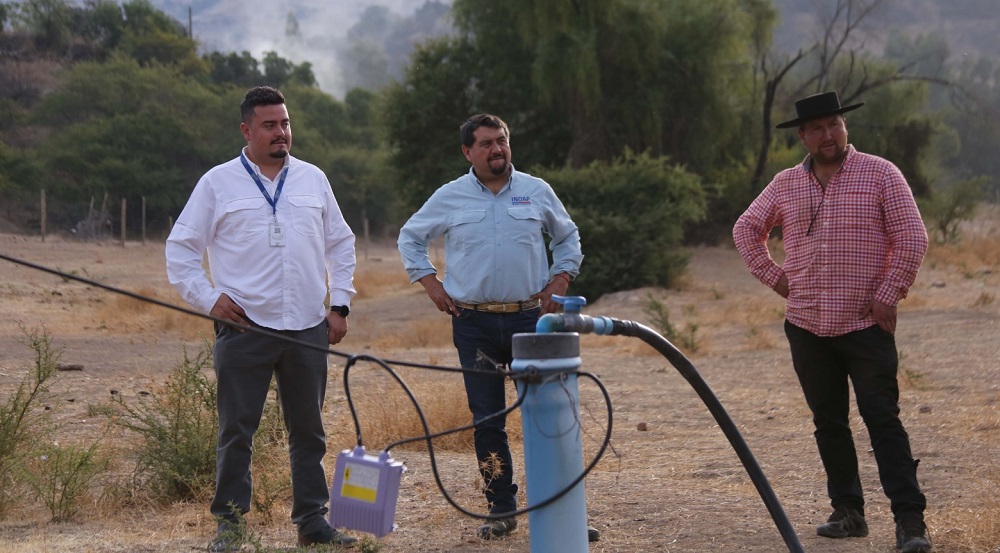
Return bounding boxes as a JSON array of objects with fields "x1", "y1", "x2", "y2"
[
  {"x1": 367, "y1": 317, "x2": 452, "y2": 349},
  {"x1": 0, "y1": 206, "x2": 998, "y2": 551},
  {"x1": 924, "y1": 203, "x2": 1000, "y2": 272},
  {"x1": 924, "y1": 394, "x2": 1000, "y2": 552},
  {"x1": 93, "y1": 286, "x2": 211, "y2": 339},
  {"x1": 353, "y1": 264, "x2": 412, "y2": 300},
  {"x1": 329, "y1": 365, "x2": 523, "y2": 454}
]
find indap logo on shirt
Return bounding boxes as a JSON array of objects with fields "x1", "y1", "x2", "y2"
[{"x1": 511, "y1": 196, "x2": 532, "y2": 206}]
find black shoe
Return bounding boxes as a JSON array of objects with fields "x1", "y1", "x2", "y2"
[
  {"x1": 478, "y1": 517, "x2": 517, "y2": 540},
  {"x1": 297, "y1": 522, "x2": 357, "y2": 548},
  {"x1": 896, "y1": 517, "x2": 932, "y2": 553},
  {"x1": 209, "y1": 518, "x2": 246, "y2": 552},
  {"x1": 588, "y1": 524, "x2": 600, "y2": 542},
  {"x1": 817, "y1": 507, "x2": 869, "y2": 538}
]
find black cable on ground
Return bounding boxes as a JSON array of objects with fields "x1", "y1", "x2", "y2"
[
  {"x1": 0, "y1": 252, "x2": 465, "y2": 373},
  {"x1": 7, "y1": 253, "x2": 797, "y2": 549},
  {"x1": 340, "y1": 351, "x2": 615, "y2": 522},
  {"x1": 1, "y1": 253, "x2": 614, "y2": 523},
  {"x1": 607, "y1": 318, "x2": 805, "y2": 553}
]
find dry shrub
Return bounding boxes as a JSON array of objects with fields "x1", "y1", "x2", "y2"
[
  {"x1": 926, "y1": 235, "x2": 1000, "y2": 272},
  {"x1": 161, "y1": 311, "x2": 213, "y2": 340},
  {"x1": 331, "y1": 365, "x2": 524, "y2": 454},
  {"x1": 93, "y1": 286, "x2": 211, "y2": 339},
  {"x1": 250, "y1": 389, "x2": 292, "y2": 526},
  {"x1": 971, "y1": 291, "x2": 995, "y2": 308},
  {"x1": 924, "y1": 204, "x2": 1000, "y2": 271},
  {"x1": 744, "y1": 323, "x2": 778, "y2": 350}
]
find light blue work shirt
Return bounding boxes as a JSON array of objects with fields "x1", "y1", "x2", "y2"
[{"x1": 398, "y1": 166, "x2": 583, "y2": 304}]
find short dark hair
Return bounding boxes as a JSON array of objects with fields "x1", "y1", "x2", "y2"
[
  {"x1": 240, "y1": 86, "x2": 285, "y2": 123},
  {"x1": 460, "y1": 114, "x2": 509, "y2": 148}
]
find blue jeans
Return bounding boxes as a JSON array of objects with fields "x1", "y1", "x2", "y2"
[
  {"x1": 212, "y1": 320, "x2": 331, "y2": 529},
  {"x1": 784, "y1": 321, "x2": 926, "y2": 521},
  {"x1": 452, "y1": 307, "x2": 540, "y2": 515}
]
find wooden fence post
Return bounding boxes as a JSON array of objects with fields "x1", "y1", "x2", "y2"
[
  {"x1": 40, "y1": 189, "x2": 46, "y2": 242},
  {"x1": 120, "y1": 197, "x2": 127, "y2": 246}
]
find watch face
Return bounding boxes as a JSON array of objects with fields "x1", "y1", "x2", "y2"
[{"x1": 332, "y1": 305, "x2": 349, "y2": 317}]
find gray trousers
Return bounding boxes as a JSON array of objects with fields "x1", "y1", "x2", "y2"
[{"x1": 211, "y1": 320, "x2": 330, "y2": 529}]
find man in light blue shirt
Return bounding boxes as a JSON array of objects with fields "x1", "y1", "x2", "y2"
[{"x1": 398, "y1": 114, "x2": 593, "y2": 541}]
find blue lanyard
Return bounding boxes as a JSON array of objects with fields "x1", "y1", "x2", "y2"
[{"x1": 240, "y1": 152, "x2": 287, "y2": 218}]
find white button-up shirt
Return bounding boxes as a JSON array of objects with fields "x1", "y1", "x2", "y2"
[{"x1": 166, "y1": 150, "x2": 356, "y2": 330}]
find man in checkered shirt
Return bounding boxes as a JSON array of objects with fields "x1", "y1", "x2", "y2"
[{"x1": 733, "y1": 91, "x2": 932, "y2": 553}]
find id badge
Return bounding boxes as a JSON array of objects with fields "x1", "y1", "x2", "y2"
[{"x1": 269, "y1": 222, "x2": 286, "y2": 247}]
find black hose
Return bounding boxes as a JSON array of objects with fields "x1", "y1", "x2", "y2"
[{"x1": 610, "y1": 318, "x2": 805, "y2": 553}]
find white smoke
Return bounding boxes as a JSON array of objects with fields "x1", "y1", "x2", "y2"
[{"x1": 152, "y1": 0, "x2": 431, "y2": 97}]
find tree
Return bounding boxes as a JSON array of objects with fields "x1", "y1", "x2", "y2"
[
  {"x1": 14, "y1": 0, "x2": 74, "y2": 53},
  {"x1": 748, "y1": 0, "x2": 955, "y2": 195},
  {"x1": 205, "y1": 50, "x2": 263, "y2": 87},
  {"x1": 381, "y1": 36, "x2": 483, "y2": 211},
  {"x1": 451, "y1": 0, "x2": 757, "y2": 171},
  {"x1": 29, "y1": 57, "x2": 239, "y2": 227},
  {"x1": 78, "y1": 0, "x2": 126, "y2": 55}
]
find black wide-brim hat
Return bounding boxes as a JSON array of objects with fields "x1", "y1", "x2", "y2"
[{"x1": 775, "y1": 90, "x2": 864, "y2": 129}]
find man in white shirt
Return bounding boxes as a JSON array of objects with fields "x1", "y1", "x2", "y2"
[{"x1": 166, "y1": 86, "x2": 356, "y2": 552}]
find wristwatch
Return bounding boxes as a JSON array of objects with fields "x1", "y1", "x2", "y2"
[{"x1": 330, "y1": 305, "x2": 350, "y2": 318}]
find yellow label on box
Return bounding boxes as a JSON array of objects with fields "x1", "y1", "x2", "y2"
[{"x1": 341, "y1": 463, "x2": 379, "y2": 503}]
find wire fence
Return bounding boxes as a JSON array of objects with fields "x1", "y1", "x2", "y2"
[{"x1": 5, "y1": 190, "x2": 171, "y2": 244}]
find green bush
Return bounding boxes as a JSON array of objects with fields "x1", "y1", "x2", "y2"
[
  {"x1": 0, "y1": 326, "x2": 60, "y2": 518},
  {"x1": 22, "y1": 440, "x2": 109, "y2": 522},
  {"x1": 539, "y1": 149, "x2": 707, "y2": 300},
  {"x1": 99, "y1": 342, "x2": 218, "y2": 502}
]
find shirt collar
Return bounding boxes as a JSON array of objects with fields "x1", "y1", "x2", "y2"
[
  {"x1": 468, "y1": 164, "x2": 516, "y2": 193},
  {"x1": 241, "y1": 147, "x2": 291, "y2": 177}
]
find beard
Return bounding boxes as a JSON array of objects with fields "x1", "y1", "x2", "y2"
[
  {"x1": 488, "y1": 156, "x2": 508, "y2": 176},
  {"x1": 812, "y1": 146, "x2": 847, "y2": 166},
  {"x1": 269, "y1": 148, "x2": 289, "y2": 159}
]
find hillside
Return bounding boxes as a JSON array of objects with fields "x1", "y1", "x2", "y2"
[{"x1": 771, "y1": 0, "x2": 1000, "y2": 62}]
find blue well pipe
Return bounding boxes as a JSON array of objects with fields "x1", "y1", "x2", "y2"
[{"x1": 511, "y1": 307, "x2": 589, "y2": 552}]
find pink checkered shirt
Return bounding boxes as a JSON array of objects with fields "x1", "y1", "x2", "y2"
[{"x1": 733, "y1": 145, "x2": 928, "y2": 337}]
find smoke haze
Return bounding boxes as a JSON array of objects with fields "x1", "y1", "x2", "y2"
[{"x1": 151, "y1": 0, "x2": 449, "y2": 96}]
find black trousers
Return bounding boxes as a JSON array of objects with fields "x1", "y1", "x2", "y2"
[
  {"x1": 784, "y1": 320, "x2": 926, "y2": 521},
  {"x1": 211, "y1": 320, "x2": 330, "y2": 528}
]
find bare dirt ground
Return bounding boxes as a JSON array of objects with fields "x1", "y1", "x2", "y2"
[{"x1": 0, "y1": 208, "x2": 998, "y2": 553}]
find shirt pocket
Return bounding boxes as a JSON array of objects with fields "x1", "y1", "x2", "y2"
[
  {"x1": 286, "y1": 194, "x2": 325, "y2": 237},
  {"x1": 448, "y1": 209, "x2": 487, "y2": 251},
  {"x1": 221, "y1": 197, "x2": 269, "y2": 241},
  {"x1": 506, "y1": 206, "x2": 543, "y2": 246}
]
